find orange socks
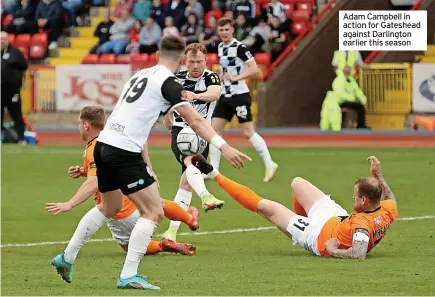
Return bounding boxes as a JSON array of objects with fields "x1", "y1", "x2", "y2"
[
  {"x1": 145, "y1": 240, "x2": 163, "y2": 255},
  {"x1": 214, "y1": 174, "x2": 262, "y2": 213},
  {"x1": 415, "y1": 116, "x2": 435, "y2": 131},
  {"x1": 292, "y1": 194, "x2": 307, "y2": 216},
  {"x1": 162, "y1": 199, "x2": 191, "y2": 225}
]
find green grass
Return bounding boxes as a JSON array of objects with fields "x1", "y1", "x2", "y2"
[{"x1": 2, "y1": 145, "x2": 435, "y2": 295}]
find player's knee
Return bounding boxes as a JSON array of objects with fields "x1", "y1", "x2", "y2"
[
  {"x1": 291, "y1": 177, "x2": 306, "y2": 191},
  {"x1": 183, "y1": 156, "x2": 193, "y2": 166},
  {"x1": 242, "y1": 127, "x2": 254, "y2": 139},
  {"x1": 180, "y1": 173, "x2": 192, "y2": 191},
  {"x1": 257, "y1": 199, "x2": 275, "y2": 219}
]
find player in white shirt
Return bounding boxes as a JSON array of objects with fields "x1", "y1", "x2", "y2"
[
  {"x1": 210, "y1": 17, "x2": 278, "y2": 183},
  {"x1": 50, "y1": 35, "x2": 250, "y2": 291},
  {"x1": 161, "y1": 43, "x2": 224, "y2": 242}
]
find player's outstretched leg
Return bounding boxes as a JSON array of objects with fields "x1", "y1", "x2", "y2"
[
  {"x1": 240, "y1": 122, "x2": 278, "y2": 183},
  {"x1": 125, "y1": 240, "x2": 197, "y2": 256},
  {"x1": 163, "y1": 186, "x2": 193, "y2": 242},
  {"x1": 290, "y1": 177, "x2": 326, "y2": 217},
  {"x1": 51, "y1": 191, "x2": 123, "y2": 283}
]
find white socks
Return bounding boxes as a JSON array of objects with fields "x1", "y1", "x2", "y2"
[
  {"x1": 64, "y1": 206, "x2": 109, "y2": 264},
  {"x1": 249, "y1": 133, "x2": 274, "y2": 167},
  {"x1": 168, "y1": 188, "x2": 192, "y2": 231},
  {"x1": 209, "y1": 143, "x2": 221, "y2": 171},
  {"x1": 120, "y1": 217, "x2": 157, "y2": 279},
  {"x1": 186, "y1": 164, "x2": 210, "y2": 198}
]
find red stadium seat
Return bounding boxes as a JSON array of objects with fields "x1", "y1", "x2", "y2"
[
  {"x1": 117, "y1": 54, "x2": 131, "y2": 64},
  {"x1": 17, "y1": 46, "x2": 29, "y2": 60},
  {"x1": 206, "y1": 53, "x2": 218, "y2": 68},
  {"x1": 31, "y1": 33, "x2": 48, "y2": 47},
  {"x1": 294, "y1": 0, "x2": 315, "y2": 5},
  {"x1": 148, "y1": 52, "x2": 158, "y2": 65},
  {"x1": 99, "y1": 54, "x2": 116, "y2": 64},
  {"x1": 29, "y1": 45, "x2": 46, "y2": 59},
  {"x1": 296, "y1": 3, "x2": 313, "y2": 14},
  {"x1": 7, "y1": 34, "x2": 15, "y2": 46},
  {"x1": 283, "y1": 3, "x2": 294, "y2": 19},
  {"x1": 14, "y1": 34, "x2": 31, "y2": 47},
  {"x1": 2, "y1": 14, "x2": 13, "y2": 27},
  {"x1": 82, "y1": 54, "x2": 99, "y2": 64},
  {"x1": 292, "y1": 21, "x2": 307, "y2": 35},
  {"x1": 205, "y1": 10, "x2": 223, "y2": 26},
  {"x1": 131, "y1": 54, "x2": 149, "y2": 70},
  {"x1": 292, "y1": 10, "x2": 310, "y2": 22},
  {"x1": 254, "y1": 53, "x2": 271, "y2": 68}
]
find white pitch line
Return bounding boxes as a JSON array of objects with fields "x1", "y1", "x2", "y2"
[{"x1": 1, "y1": 215, "x2": 434, "y2": 248}]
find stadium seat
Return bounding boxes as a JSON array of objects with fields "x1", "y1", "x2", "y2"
[
  {"x1": 205, "y1": 10, "x2": 223, "y2": 26},
  {"x1": 148, "y1": 53, "x2": 158, "y2": 66},
  {"x1": 292, "y1": 22, "x2": 307, "y2": 35},
  {"x1": 29, "y1": 45, "x2": 46, "y2": 59},
  {"x1": 131, "y1": 54, "x2": 149, "y2": 70},
  {"x1": 82, "y1": 54, "x2": 99, "y2": 64},
  {"x1": 7, "y1": 34, "x2": 15, "y2": 46},
  {"x1": 99, "y1": 54, "x2": 116, "y2": 64},
  {"x1": 284, "y1": 3, "x2": 294, "y2": 19},
  {"x1": 117, "y1": 54, "x2": 131, "y2": 64},
  {"x1": 206, "y1": 53, "x2": 218, "y2": 68},
  {"x1": 17, "y1": 46, "x2": 29, "y2": 60},
  {"x1": 254, "y1": 53, "x2": 271, "y2": 68},
  {"x1": 294, "y1": 0, "x2": 315, "y2": 5},
  {"x1": 296, "y1": 3, "x2": 313, "y2": 14},
  {"x1": 292, "y1": 10, "x2": 310, "y2": 22},
  {"x1": 14, "y1": 34, "x2": 31, "y2": 47},
  {"x1": 31, "y1": 33, "x2": 48, "y2": 47},
  {"x1": 2, "y1": 14, "x2": 13, "y2": 27}
]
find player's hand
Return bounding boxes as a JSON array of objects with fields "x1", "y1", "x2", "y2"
[
  {"x1": 163, "y1": 113, "x2": 173, "y2": 130},
  {"x1": 223, "y1": 73, "x2": 238, "y2": 82},
  {"x1": 325, "y1": 238, "x2": 340, "y2": 251},
  {"x1": 220, "y1": 144, "x2": 251, "y2": 169},
  {"x1": 367, "y1": 156, "x2": 381, "y2": 176},
  {"x1": 45, "y1": 202, "x2": 73, "y2": 215},
  {"x1": 68, "y1": 166, "x2": 81, "y2": 179},
  {"x1": 181, "y1": 90, "x2": 196, "y2": 102}
]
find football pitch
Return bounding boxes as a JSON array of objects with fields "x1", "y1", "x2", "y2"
[{"x1": 2, "y1": 145, "x2": 435, "y2": 296}]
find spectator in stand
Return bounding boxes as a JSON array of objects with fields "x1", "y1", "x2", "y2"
[
  {"x1": 232, "y1": 0, "x2": 255, "y2": 24},
  {"x1": 244, "y1": 17, "x2": 270, "y2": 55},
  {"x1": 162, "y1": 16, "x2": 178, "y2": 36},
  {"x1": 126, "y1": 19, "x2": 142, "y2": 53},
  {"x1": 199, "y1": 15, "x2": 219, "y2": 53},
  {"x1": 268, "y1": 15, "x2": 287, "y2": 62},
  {"x1": 184, "y1": 0, "x2": 203, "y2": 23},
  {"x1": 132, "y1": 0, "x2": 151, "y2": 22},
  {"x1": 4, "y1": 0, "x2": 37, "y2": 34},
  {"x1": 266, "y1": 0, "x2": 286, "y2": 24},
  {"x1": 234, "y1": 14, "x2": 251, "y2": 41},
  {"x1": 89, "y1": 8, "x2": 113, "y2": 54},
  {"x1": 223, "y1": 10, "x2": 232, "y2": 19},
  {"x1": 114, "y1": 0, "x2": 133, "y2": 18},
  {"x1": 35, "y1": 0, "x2": 64, "y2": 50},
  {"x1": 199, "y1": 0, "x2": 211, "y2": 13},
  {"x1": 62, "y1": 0, "x2": 86, "y2": 26},
  {"x1": 99, "y1": 8, "x2": 134, "y2": 55},
  {"x1": 1, "y1": 31, "x2": 28, "y2": 144},
  {"x1": 163, "y1": 0, "x2": 186, "y2": 29},
  {"x1": 139, "y1": 17, "x2": 161, "y2": 53},
  {"x1": 212, "y1": 0, "x2": 225, "y2": 11},
  {"x1": 181, "y1": 13, "x2": 202, "y2": 45},
  {"x1": 150, "y1": 0, "x2": 164, "y2": 28}
]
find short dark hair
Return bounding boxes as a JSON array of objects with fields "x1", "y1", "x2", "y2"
[
  {"x1": 354, "y1": 177, "x2": 382, "y2": 202},
  {"x1": 185, "y1": 43, "x2": 207, "y2": 56},
  {"x1": 159, "y1": 35, "x2": 186, "y2": 59},
  {"x1": 217, "y1": 17, "x2": 234, "y2": 28},
  {"x1": 79, "y1": 106, "x2": 106, "y2": 129}
]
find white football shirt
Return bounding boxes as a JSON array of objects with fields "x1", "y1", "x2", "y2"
[{"x1": 98, "y1": 65, "x2": 189, "y2": 153}]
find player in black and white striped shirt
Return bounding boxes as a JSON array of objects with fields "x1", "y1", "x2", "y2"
[
  {"x1": 210, "y1": 17, "x2": 278, "y2": 183},
  {"x1": 162, "y1": 43, "x2": 224, "y2": 242}
]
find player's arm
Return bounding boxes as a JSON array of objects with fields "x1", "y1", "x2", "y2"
[
  {"x1": 46, "y1": 176, "x2": 98, "y2": 215},
  {"x1": 367, "y1": 156, "x2": 396, "y2": 203},
  {"x1": 161, "y1": 77, "x2": 250, "y2": 168},
  {"x1": 191, "y1": 72, "x2": 221, "y2": 102},
  {"x1": 325, "y1": 229, "x2": 369, "y2": 260}
]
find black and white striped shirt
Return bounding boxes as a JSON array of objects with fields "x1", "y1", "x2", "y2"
[
  {"x1": 172, "y1": 69, "x2": 221, "y2": 127},
  {"x1": 218, "y1": 38, "x2": 254, "y2": 98}
]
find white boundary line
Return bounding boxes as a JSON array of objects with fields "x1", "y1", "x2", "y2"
[{"x1": 1, "y1": 215, "x2": 434, "y2": 248}]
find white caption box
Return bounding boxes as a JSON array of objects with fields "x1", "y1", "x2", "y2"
[{"x1": 339, "y1": 10, "x2": 427, "y2": 51}]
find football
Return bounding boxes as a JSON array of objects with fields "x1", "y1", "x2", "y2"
[{"x1": 176, "y1": 127, "x2": 208, "y2": 156}]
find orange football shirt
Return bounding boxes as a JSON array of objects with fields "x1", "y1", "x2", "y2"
[
  {"x1": 83, "y1": 137, "x2": 137, "y2": 220},
  {"x1": 317, "y1": 200, "x2": 399, "y2": 256}
]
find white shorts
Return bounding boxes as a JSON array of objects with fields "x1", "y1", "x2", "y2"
[
  {"x1": 106, "y1": 210, "x2": 140, "y2": 245},
  {"x1": 286, "y1": 195, "x2": 348, "y2": 256}
]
